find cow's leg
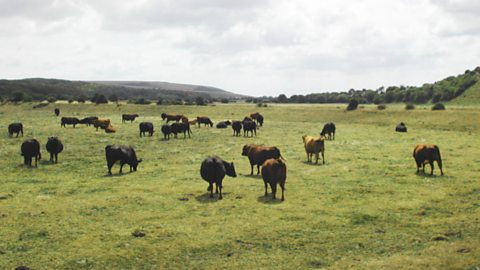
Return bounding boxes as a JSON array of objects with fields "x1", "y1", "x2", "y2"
[
  {"x1": 429, "y1": 160, "x2": 434, "y2": 175},
  {"x1": 264, "y1": 181, "x2": 268, "y2": 196},
  {"x1": 257, "y1": 165, "x2": 260, "y2": 174},
  {"x1": 50, "y1": 153, "x2": 54, "y2": 162},
  {"x1": 107, "y1": 162, "x2": 114, "y2": 175},
  {"x1": 271, "y1": 183, "x2": 277, "y2": 199},
  {"x1": 218, "y1": 182, "x2": 223, "y2": 200},
  {"x1": 306, "y1": 152, "x2": 309, "y2": 162},
  {"x1": 119, "y1": 163, "x2": 124, "y2": 174},
  {"x1": 254, "y1": 129, "x2": 256, "y2": 136},
  {"x1": 55, "y1": 153, "x2": 58, "y2": 163},
  {"x1": 215, "y1": 184, "x2": 219, "y2": 194},
  {"x1": 437, "y1": 159, "x2": 444, "y2": 176},
  {"x1": 280, "y1": 182, "x2": 285, "y2": 201},
  {"x1": 315, "y1": 152, "x2": 319, "y2": 164},
  {"x1": 139, "y1": 131, "x2": 142, "y2": 137},
  {"x1": 250, "y1": 164, "x2": 254, "y2": 175},
  {"x1": 24, "y1": 156, "x2": 28, "y2": 165},
  {"x1": 209, "y1": 183, "x2": 214, "y2": 198},
  {"x1": 322, "y1": 151, "x2": 325, "y2": 164},
  {"x1": 34, "y1": 156, "x2": 37, "y2": 167}
]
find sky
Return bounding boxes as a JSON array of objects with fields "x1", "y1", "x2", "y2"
[{"x1": 0, "y1": 0, "x2": 479, "y2": 97}]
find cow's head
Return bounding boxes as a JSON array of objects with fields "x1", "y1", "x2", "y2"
[
  {"x1": 161, "y1": 113, "x2": 166, "y2": 120},
  {"x1": 226, "y1": 162, "x2": 237, "y2": 178},
  {"x1": 241, "y1": 145, "x2": 250, "y2": 156},
  {"x1": 133, "y1": 158, "x2": 143, "y2": 171}
]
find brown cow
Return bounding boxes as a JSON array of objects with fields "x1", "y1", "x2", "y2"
[
  {"x1": 261, "y1": 158, "x2": 287, "y2": 201},
  {"x1": 104, "y1": 125, "x2": 116, "y2": 133},
  {"x1": 250, "y1": 112, "x2": 264, "y2": 126},
  {"x1": 161, "y1": 113, "x2": 184, "y2": 123},
  {"x1": 242, "y1": 144, "x2": 284, "y2": 175},
  {"x1": 197, "y1": 116, "x2": 213, "y2": 127},
  {"x1": 413, "y1": 144, "x2": 443, "y2": 176},
  {"x1": 302, "y1": 135, "x2": 325, "y2": 164},
  {"x1": 93, "y1": 119, "x2": 111, "y2": 131},
  {"x1": 189, "y1": 119, "x2": 198, "y2": 125}
]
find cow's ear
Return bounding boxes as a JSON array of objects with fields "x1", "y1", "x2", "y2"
[
  {"x1": 230, "y1": 162, "x2": 234, "y2": 167},
  {"x1": 138, "y1": 159, "x2": 143, "y2": 163}
]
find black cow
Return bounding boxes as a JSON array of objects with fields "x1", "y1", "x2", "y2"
[
  {"x1": 320, "y1": 122, "x2": 336, "y2": 140},
  {"x1": 79, "y1": 116, "x2": 98, "y2": 126},
  {"x1": 8, "y1": 123, "x2": 23, "y2": 137},
  {"x1": 232, "y1": 121, "x2": 242, "y2": 136},
  {"x1": 122, "y1": 114, "x2": 139, "y2": 123},
  {"x1": 139, "y1": 122, "x2": 154, "y2": 137},
  {"x1": 171, "y1": 122, "x2": 192, "y2": 138},
  {"x1": 61, "y1": 117, "x2": 80, "y2": 128},
  {"x1": 105, "y1": 145, "x2": 142, "y2": 175},
  {"x1": 197, "y1": 116, "x2": 213, "y2": 127},
  {"x1": 21, "y1": 139, "x2": 41, "y2": 167},
  {"x1": 54, "y1": 108, "x2": 60, "y2": 116},
  {"x1": 46, "y1": 137, "x2": 63, "y2": 163},
  {"x1": 242, "y1": 119, "x2": 257, "y2": 137},
  {"x1": 216, "y1": 122, "x2": 227, "y2": 128},
  {"x1": 161, "y1": 125, "x2": 172, "y2": 140},
  {"x1": 395, "y1": 122, "x2": 407, "y2": 132},
  {"x1": 200, "y1": 156, "x2": 237, "y2": 199}
]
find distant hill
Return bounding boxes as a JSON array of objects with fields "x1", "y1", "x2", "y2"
[
  {"x1": 0, "y1": 78, "x2": 247, "y2": 101},
  {"x1": 448, "y1": 70, "x2": 480, "y2": 105}
]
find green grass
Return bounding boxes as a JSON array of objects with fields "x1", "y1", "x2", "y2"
[{"x1": 0, "y1": 103, "x2": 479, "y2": 269}]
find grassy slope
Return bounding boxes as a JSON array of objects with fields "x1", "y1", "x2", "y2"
[
  {"x1": 0, "y1": 103, "x2": 479, "y2": 269},
  {"x1": 449, "y1": 73, "x2": 480, "y2": 105}
]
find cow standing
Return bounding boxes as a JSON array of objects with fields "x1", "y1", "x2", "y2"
[
  {"x1": 92, "y1": 119, "x2": 110, "y2": 131},
  {"x1": 61, "y1": 117, "x2": 80, "y2": 128},
  {"x1": 21, "y1": 139, "x2": 41, "y2": 167},
  {"x1": 8, "y1": 123, "x2": 23, "y2": 137},
  {"x1": 54, "y1": 108, "x2": 60, "y2": 116},
  {"x1": 80, "y1": 116, "x2": 98, "y2": 126},
  {"x1": 396, "y1": 122, "x2": 407, "y2": 132},
  {"x1": 242, "y1": 144, "x2": 284, "y2": 175},
  {"x1": 242, "y1": 119, "x2": 256, "y2": 137},
  {"x1": 200, "y1": 156, "x2": 237, "y2": 200},
  {"x1": 171, "y1": 122, "x2": 192, "y2": 138},
  {"x1": 302, "y1": 135, "x2": 325, "y2": 164},
  {"x1": 413, "y1": 144, "x2": 443, "y2": 176},
  {"x1": 122, "y1": 114, "x2": 139, "y2": 123},
  {"x1": 161, "y1": 125, "x2": 172, "y2": 140},
  {"x1": 161, "y1": 113, "x2": 184, "y2": 123},
  {"x1": 105, "y1": 145, "x2": 142, "y2": 175},
  {"x1": 232, "y1": 121, "x2": 242, "y2": 136},
  {"x1": 261, "y1": 158, "x2": 287, "y2": 201},
  {"x1": 139, "y1": 122, "x2": 154, "y2": 137},
  {"x1": 197, "y1": 116, "x2": 213, "y2": 127},
  {"x1": 320, "y1": 122, "x2": 336, "y2": 140},
  {"x1": 46, "y1": 137, "x2": 63, "y2": 163},
  {"x1": 250, "y1": 112, "x2": 264, "y2": 127}
]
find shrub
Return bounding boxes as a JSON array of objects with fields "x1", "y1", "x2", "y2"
[
  {"x1": 91, "y1": 94, "x2": 108, "y2": 104},
  {"x1": 432, "y1": 103, "x2": 446, "y2": 110},
  {"x1": 68, "y1": 99, "x2": 74, "y2": 104},
  {"x1": 11, "y1": 91, "x2": 25, "y2": 102},
  {"x1": 47, "y1": 97, "x2": 57, "y2": 103},
  {"x1": 346, "y1": 98, "x2": 359, "y2": 111},
  {"x1": 195, "y1": 96, "x2": 206, "y2": 106},
  {"x1": 405, "y1": 103, "x2": 415, "y2": 110},
  {"x1": 135, "y1": 98, "x2": 151, "y2": 105},
  {"x1": 377, "y1": 104, "x2": 386, "y2": 110},
  {"x1": 221, "y1": 98, "x2": 229, "y2": 104}
]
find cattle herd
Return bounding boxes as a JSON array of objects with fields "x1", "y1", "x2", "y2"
[{"x1": 6, "y1": 107, "x2": 444, "y2": 202}]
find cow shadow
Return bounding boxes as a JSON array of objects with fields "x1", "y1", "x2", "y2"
[
  {"x1": 241, "y1": 173, "x2": 262, "y2": 179},
  {"x1": 257, "y1": 195, "x2": 283, "y2": 204},
  {"x1": 415, "y1": 172, "x2": 441, "y2": 178},
  {"x1": 40, "y1": 160, "x2": 56, "y2": 166},
  {"x1": 195, "y1": 192, "x2": 231, "y2": 203},
  {"x1": 103, "y1": 173, "x2": 129, "y2": 178},
  {"x1": 302, "y1": 161, "x2": 325, "y2": 166}
]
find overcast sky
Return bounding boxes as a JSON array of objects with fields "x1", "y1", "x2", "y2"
[{"x1": 0, "y1": 0, "x2": 479, "y2": 96}]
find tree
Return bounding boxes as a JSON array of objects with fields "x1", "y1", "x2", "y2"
[
  {"x1": 277, "y1": 94, "x2": 288, "y2": 103},
  {"x1": 11, "y1": 91, "x2": 25, "y2": 102},
  {"x1": 109, "y1": 94, "x2": 119, "y2": 102},
  {"x1": 346, "y1": 98, "x2": 359, "y2": 111},
  {"x1": 220, "y1": 98, "x2": 229, "y2": 104},
  {"x1": 91, "y1": 94, "x2": 108, "y2": 104},
  {"x1": 195, "y1": 96, "x2": 206, "y2": 106},
  {"x1": 156, "y1": 98, "x2": 163, "y2": 105}
]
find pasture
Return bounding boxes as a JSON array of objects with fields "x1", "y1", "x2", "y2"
[{"x1": 0, "y1": 103, "x2": 479, "y2": 269}]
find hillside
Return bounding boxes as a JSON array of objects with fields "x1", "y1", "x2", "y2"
[
  {"x1": 449, "y1": 71, "x2": 480, "y2": 105},
  {"x1": 0, "y1": 78, "x2": 246, "y2": 101}
]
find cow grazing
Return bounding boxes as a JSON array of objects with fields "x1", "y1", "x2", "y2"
[
  {"x1": 242, "y1": 119, "x2": 257, "y2": 137},
  {"x1": 139, "y1": 122, "x2": 154, "y2": 137},
  {"x1": 104, "y1": 125, "x2": 116, "y2": 133},
  {"x1": 92, "y1": 119, "x2": 111, "y2": 131},
  {"x1": 396, "y1": 122, "x2": 407, "y2": 132},
  {"x1": 200, "y1": 156, "x2": 237, "y2": 199},
  {"x1": 122, "y1": 114, "x2": 139, "y2": 123},
  {"x1": 161, "y1": 113, "x2": 184, "y2": 123},
  {"x1": 261, "y1": 158, "x2": 287, "y2": 201},
  {"x1": 302, "y1": 135, "x2": 325, "y2": 164},
  {"x1": 320, "y1": 122, "x2": 336, "y2": 140},
  {"x1": 161, "y1": 124, "x2": 172, "y2": 140},
  {"x1": 21, "y1": 139, "x2": 41, "y2": 167},
  {"x1": 242, "y1": 144, "x2": 284, "y2": 175},
  {"x1": 46, "y1": 137, "x2": 63, "y2": 163},
  {"x1": 250, "y1": 112, "x2": 264, "y2": 127},
  {"x1": 54, "y1": 108, "x2": 60, "y2": 116},
  {"x1": 105, "y1": 145, "x2": 142, "y2": 175},
  {"x1": 8, "y1": 123, "x2": 23, "y2": 137},
  {"x1": 232, "y1": 121, "x2": 242, "y2": 136},
  {"x1": 171, "y1": 122, "x2": 192, "y2": 138},
  {"x1": 80, "y1": 116, "x2": 98, "y2": 126},
  {"x1": 413, "y1": 144, "x2": 444, "y2": 176},
  {"x1": 197, "y1": 116, "x2": 213, "y2": 127},
  {"x1": 61, "y1": 117, "x2": 80, "y2": 128}
]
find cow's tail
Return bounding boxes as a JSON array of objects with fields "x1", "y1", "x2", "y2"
[
  {"x1": 279, "y1": 154, "x2": 287, "y2": 161},
  {"x1": 38, "y1": 152, "x2": 42, "y2": 160},
  {"x1": 435, "y1": 145, "x2": 443, "y2": 168}
]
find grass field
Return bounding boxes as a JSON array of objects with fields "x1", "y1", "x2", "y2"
[{"x1": 0, "y1": 102, "x2": 479, "y2": 269}]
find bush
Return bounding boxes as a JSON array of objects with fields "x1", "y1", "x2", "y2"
[
  {"x1": 346, "y1": 98, "x2": 359, "y2": 111},
  {"x1": 221, "y1": 98, "x2": 229, "y2": 104},
  {"x1": 91, "y1": 94, "x2": 108, "y2": 104},
  {"x1": 135, "y1": 98, "x2": 151, "y2": 105},
  {"x1": 405, "y1": 103, "x2": 415, "y2": 110},
  {"x1": 195, "y1": 96, "x2": 206, "y2": 106},
  {"x1": 47, "y1": 97, "x2": 57, "y2": 103},
  {"x1": 68, "y1": 99, "x2": 74, "y2": 104},
  {"x1": 11, "y1": 91, "x2": 26, "y2": 102},
  {"x1": 377, "y1": 104, "x2": 386, "y2": 110},
  {"x1": 432, "y1": 103, "x2": 446, "y2": 110}
]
